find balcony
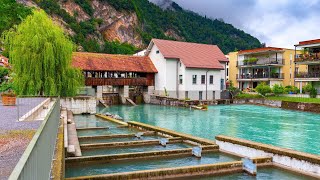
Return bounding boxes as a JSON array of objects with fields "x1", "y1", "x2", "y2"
[
  {"x1": 85, "y1": 77, "x2": 154, "y2": 86},
  {"x1": 237, "y1": 58, "x2": 284, "y2": 67},
  {"x1": 295, "y1": 72, "x2": 320, "y2": 79},
  {"x1": 236, "y1": 73, "x2": 284, "y2": 80},
  {"x1": 295, "y1": 53, "x2": 320, "y2": 64}
]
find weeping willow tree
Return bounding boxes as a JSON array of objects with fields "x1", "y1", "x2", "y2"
[{"x1": 2, "y1": 9, "x2": 83, "y2": 96}]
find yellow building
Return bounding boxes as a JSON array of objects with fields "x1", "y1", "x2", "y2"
[{"x1": 228, "y1": 47, "x2": 303, "y2": 90}]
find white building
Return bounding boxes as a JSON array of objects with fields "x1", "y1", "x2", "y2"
[{"x1": 146, "y1": 39, "x2": 228, "y2": 100}]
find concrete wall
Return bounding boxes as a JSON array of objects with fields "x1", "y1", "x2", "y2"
[
  {"x1": 216, "y1": 136, "x2": 320, "y2": 178},
  {"x1": 61, "y1": 97, "x2": 96, "y2": 114}
]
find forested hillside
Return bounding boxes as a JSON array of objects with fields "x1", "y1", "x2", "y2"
[{"x1": 0, "y1": 0, "x2": 262, "y2": 54}]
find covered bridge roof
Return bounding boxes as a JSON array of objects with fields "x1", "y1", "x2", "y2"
[{"x1": 72, "y1": 52, "x2": 157, "y2": 73}]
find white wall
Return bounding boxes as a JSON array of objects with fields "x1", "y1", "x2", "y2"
[{"x1": 148, "y1": 44, "x2": 167, "y2": 91}]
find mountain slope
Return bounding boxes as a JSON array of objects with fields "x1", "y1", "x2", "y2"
[{"x1": 2, "y1": 0, "x2": 262, "y2": 54}]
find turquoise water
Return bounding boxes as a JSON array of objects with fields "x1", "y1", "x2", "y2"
[
  {"x1": 65, "y1": 152, "x2": 239, "y2": 178},
  {"x1": 74, "y1": 115, "x2": 119, "y2": 128},
  {"x1": 102, "y1": 104, "x2": 320, "y2": 155},
  {"x1": 77, "y1": 127, "x2": 139, "y2": 137},
  {"x1": 190, "y1": 167, "x2": 315, "y2": 180},
  {"x1": 79, "y1": 135, "x2": 160, "y2": 144},
  {"x1": 82, "y1": 143, "x2": 191, "y2": 156}
]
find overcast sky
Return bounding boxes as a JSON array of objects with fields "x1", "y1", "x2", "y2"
[{"x1": 169, "y1": 0, "x2": 320, "y2": 49}]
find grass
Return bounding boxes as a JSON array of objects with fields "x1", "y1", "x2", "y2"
[{"x1": 266, "y1": 96, "x2": 320, "y2": 104}]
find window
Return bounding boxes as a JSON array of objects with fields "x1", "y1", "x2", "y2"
[
  {"x1": 179, "y1": 75, "x2": 183, "y2": 84},
  {"x1": 192, "y1": 75, "x2": 197, "y2": 84},
  {"x1": 209, "y1": 75, "x2": 214, "y2": 84},
  {"x1": 199, "y1": 91, "x2": 203, "y2": 100},
  {"x1": 201, "y1": 75, "x2": 206, "y2": 84},
  {"x1": 179, "y1": 62, "x2": 182, "y2": 67},
  {"x1": 156, "y1": 50, "x2": 160, "y2": 54}
]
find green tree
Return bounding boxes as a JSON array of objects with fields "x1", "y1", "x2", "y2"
[
  {"x1": 227, "y1": 80, "x2": 240, "y2": 99},
  {"x1": 0, "y1": 66, "x2": 9, "y2": 79},
  {"x1": 255, "y1": 82, "x2": 271, "y2": 96},
  {"x1": 272, "y1": 84, "x2": 285, "y2": 96},
  {"x1": 2, "y1": 10, "x2": 83, "y2": 96},
  {"x1": 302, "y1": 83, "x2": 313, "y2": 93}
]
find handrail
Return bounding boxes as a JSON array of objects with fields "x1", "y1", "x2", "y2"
[{"x1": 9, "y1": 97, "x2": 61, "y2": 180}]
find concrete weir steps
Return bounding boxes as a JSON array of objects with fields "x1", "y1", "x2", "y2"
[
  {"x1": 78, "y1": 131, "x2": 156, "y2": 140},
  {"x1": 126, "y1": 98, "x2": 137, "y2": 106},
  {"x1": 98, "y1": 99, "x2": 108, "y2": 108},
  {"x1": 67, "y1": 110, "x2": 82, "y2": 157},
  {"x1": 80, "y1": 137, "x2": 183, "y2": 149},
  {"x1": 65, "y1": 145, "x2": 219, "y2": 163},
  {"x1": 65, "y1": 157, "x2": 272, "y2": 180}
]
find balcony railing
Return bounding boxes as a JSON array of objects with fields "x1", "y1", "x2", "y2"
[
  {"x1": 295, "y1": 53, "x2": 320, "y2": 63},
  {"x1": 295, "y1": 72, "x2": 320, "y2": 78},
  {"x1": 236, "y1": 73, "x2": 284, "y2": 79},
  {"x1": 85, "y1": 77, "x2": 154, "y2": 86},
  {"x1": 237, "y1": 58, "x2": 284, "y2": 66}
]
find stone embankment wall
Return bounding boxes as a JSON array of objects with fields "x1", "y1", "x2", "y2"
[
  {"x1": 233, "y1": 98, "x2": 320, "y2": 113},
  {"x1": 149, "y1": 95, "x2": 218, "y2": 107},
  {"x1": 233, "y1": 99, "x2": 282, "y2": 108}
]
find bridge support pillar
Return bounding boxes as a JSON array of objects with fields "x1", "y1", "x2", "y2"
[
  {"x1": 97, "y1": 86, "x2": 103, "y2": 99},
  {"x1": 119, "y1": 86, "x2": 129, "y2": 104},
  {"x1": 143, "y1": 86, "x2": 155, "y2": 103}
]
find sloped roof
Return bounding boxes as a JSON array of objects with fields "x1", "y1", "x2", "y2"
[
  {"x1": 0, "y1": 55, "x2": 9, "y2": 67},
  {"x1": 72, "y1": 52, "x2": 157, "y2": 73},
  {"x1": 297, "y1": 39, "x2": 320, "y2": 46},
  {"x1": 238, "y1": 47, "x2": 285, "y2": 55},
  {"x1": 150, "y1": 39, "x2": 228, "y2": 70}
]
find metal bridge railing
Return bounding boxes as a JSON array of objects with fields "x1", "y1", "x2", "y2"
[{"x1": 8, "y1": 97, "x2": 61, "y2": 180}]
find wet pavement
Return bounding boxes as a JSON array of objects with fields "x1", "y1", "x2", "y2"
[{"x1": 0, "y1": 97, "x2": 45, "y2": 179}]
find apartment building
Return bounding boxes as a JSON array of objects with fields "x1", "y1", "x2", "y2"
[{"x1": 228, "y1": 47, "x2": 299, "y2": 90}]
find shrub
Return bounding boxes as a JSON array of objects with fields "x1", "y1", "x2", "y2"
[
  {"x1": 303, "y1": 83, "x2": 313, "y2": 93},
  {"x1": 310, "y1": 87, "x2": 318, "y2": 98},
  {"x1": 227, "y1": 80, "x2": 240, "y2": 99},
  {"x1": 285, "y1": 86, "x2": 299, "y2": 94},
  {"x1": 0, "y1": 66, "x2": 9, "y2": 79},
  {"x1": 272, "y1": 84, "x2": 285, "y2": 96},
  {"x1": 255, "y1": 82, "x2": 271, "y2": 96}
]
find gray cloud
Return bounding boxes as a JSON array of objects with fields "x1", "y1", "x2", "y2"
[{"x1": 169, "y1": 0, "x2": 320, "y2": 49}]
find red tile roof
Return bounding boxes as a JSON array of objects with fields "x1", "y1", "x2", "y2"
[
  {"x1": 238, "y1": 47, "x2": 284, "y2": 55},
  {"x1": 151, "y1": 39, "x2": 228, "y2": 70},
  {"x1": 297, "y1": 39, "x2": 320, "y2": 46},
  {"x1": 0, "y1": 55, "x2": 9, "y2": 67},
  {"x1": 72, "y1": 52, "x2": 157, "y2": 73}
]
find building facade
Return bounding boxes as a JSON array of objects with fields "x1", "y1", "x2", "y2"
[
  {"x1": 294, "y1": 39, "x2": 320, "y2": 94},
  {"x1": 146, "y1": 39, "x2": 228, "y2": 100},
  {"x1": 228, "y1": 47, "x2": 299, "y2": 90}
]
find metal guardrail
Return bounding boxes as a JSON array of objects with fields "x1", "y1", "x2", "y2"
[
  {"x1": 8, "y1": 97, "x2": 61, "y2": 180},
  {"x1": 295, "y1": 72, "x2": 320, "y2": 78},
  {"x1": 236, "y1": 73, "x2": 284, "y2": 79},
  {"x1": 237, "y1": 58, "x2": 284, "y2": 66}
]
